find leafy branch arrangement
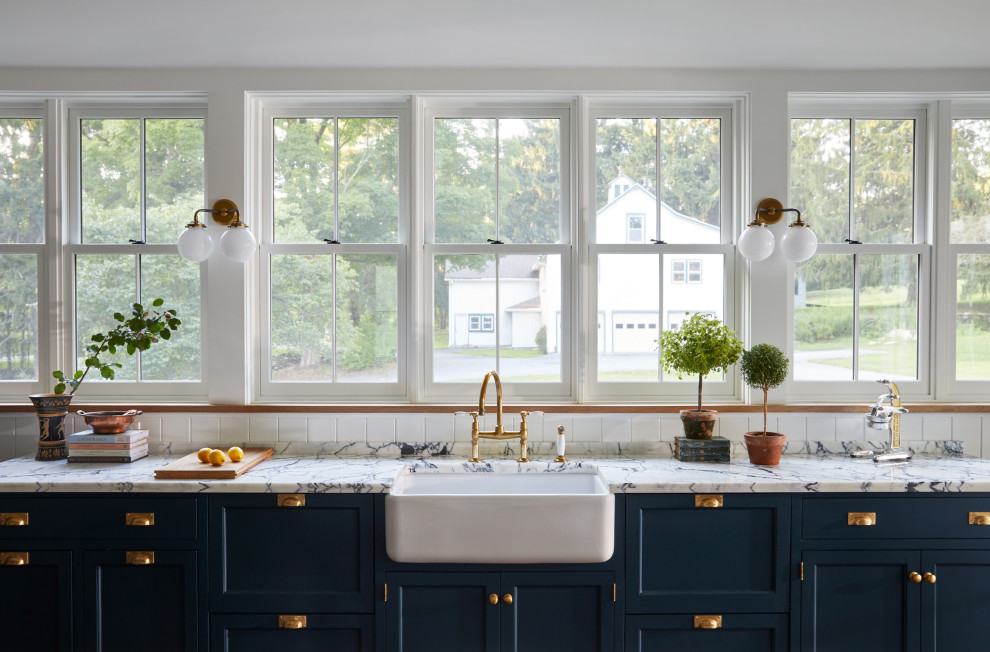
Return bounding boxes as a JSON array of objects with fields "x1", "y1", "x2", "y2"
[
  {"x1": 740, "y1": 343, "x2": 789, "y2": 436},
  {"x1": 52, "y1": 299, "x2": 181, "y2": 395},
  {"x1": 658, "y1": 312, "x2": 744, "y2": 411}
]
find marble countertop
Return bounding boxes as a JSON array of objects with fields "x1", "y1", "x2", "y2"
[{"x1": 0, "y1": 451, "x2": 989, "y2": 494}]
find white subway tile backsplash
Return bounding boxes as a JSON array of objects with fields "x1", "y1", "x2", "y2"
[
  {"x1": 778, "y1": 416, "x2": 807, "y2": 441},
  {"x1": 395, "y1": 415, "x2": 425, "y2": 442},
  {"x1": 601, "y1": 417, "x2": 630, "y2": 442},
  {"x1": 750, "y1": 415, "x2": 779, "y2": 436},
  {"x1": 220, "y1": 417, "x2": 249, "y2": 444},
  {"x1": 366, "y1": 417, "x2": 395, "y2": 443},
  {"x1": 630, "y1": 416, "x2": 660, "y2": 442},
  {"x1": 249, "y1": 417, "x2": 278, "y2": 442},
  {"x1": 14, "y1": 435, "x2": 35, "y2": 458},
  {"x1": 190, "y1": 417, "x2": 219, "y2": 443},
  {"x1": 278, "y1": 417, "x2": 308, "y2": 442},
  {"x1": 659, "y1": 417, "x2": 682, "y2": 441},
  {"x1": 0, "y1": 434, "x2": 14, "y2": 462},
  {"x1": 426, "y1": 415, "x2": 455, "y2": 441},
  {"x1": 570, "y1": 416, "x2": 602, "y2": 442},
  {"x1": 718, "y1": 415, "x2": 748, "y2": 442},
  {"x1": 306, "y1": 417, "x2": 336, "y2": 443},
  {"x1": 953, "y1": 417, "x2": 982, "y2": 456},
  {"x1": 899, "y1": 414, "x2": 923, "y2": 440},
  {"x1": 336, "y1": 416, "x2": 367, "y2": 443},
  {"x1": 544, "y1": 416, "x2": 572, "y2": 443},
  {"x1": 0, "y1": 418, "x2": 13, "y2": 438},
  {"x1": 807, "y1": 417, "x2": 836, "y2": 441},
  {"x1": 134, "y1": 417, "x2": 162, "y2": 444},
  {"x1": 835, "y1": 416, "x2": 864, "y2": 441},
  {"x1": 923, "y1": 416, "x2": 952, "y2": 441},
  {"x1": 161, "y1": 417, "x2": 190, "y2": 442},
  {"x1": 14, "y1": 416, "x2": 36, "y2": 437}
]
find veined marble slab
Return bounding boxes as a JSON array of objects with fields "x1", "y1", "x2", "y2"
[{"x1": 0, "y1": 450, "x2": 989, "y2": 493}]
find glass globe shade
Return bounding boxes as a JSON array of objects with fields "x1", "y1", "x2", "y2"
[
  {"x1": 176, "y1": 226, "x2": 215, "y2": 262},
  {"x1": 780, "y1": 224, "x2": 818, "y2": 263},
  {"x1": 219, "y1": 225, "x2": 257, "y2": 262},
  {"x1": 737, "y1": 224, "x2": 775, "y2": 261}
]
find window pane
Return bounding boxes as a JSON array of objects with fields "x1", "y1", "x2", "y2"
[
  {"x1": 597, "y1": 253, "x2": 659, "y2": 382},
  {"x1": 75, "y1": 255, "x2": 137, "y2": 381},
  {"x1": 273, "y1": 118, "x2": 335, "y2": 243},
  {"x1": 794, "y1": 255, "x2": 854, "y2": 381},
  {"x1": 663, "y1": 254, "x2": 724, "y2": 380},
  {"x1": 790, "y1": 118, "x2": 850, "y2": 244},
  {"x1": 337, "y1": 118, "x2": 399, "y2": 243},
  {"x1": 0, "y1": 118, "x2": 44, "y2": 244},
  {"x1": 434, "y1": 254, "x2": 496, "y2": 382},
  {"x1": 951, "y1": 119, "x2": 990, "y2": 244},
  {"x1": 145, "y1": 119, "x2": 205, "y2": 244},
  {"x1": 498, "y1": 254, "x2": 560, "y2": 383},
  {"x1": 336, "y1": 254, "x2": 398, "y2": 382},
  {"x1": 858, "y1": 254, "x2": 918, "y2": 380},
  {"x1": 0, "y1": 254, "x2": 37, "y2": 380},
  {"x1": 855, "y1": 119, "x2": 914, "y2": 243},
  {"x1": 434, "y1": 119, "x2": 496, "y2": 243},
  {"x1": 498, "y1": 118, "x2": 560, "y2": 244},
  {"x1": 660, "y1": 118, "x2": 720, "y2": 243},
  {"x1": 81, "y1": 119, "x2": 141, "y2": 244},
  {"x1": 956, "y1": 254, "x2": 990, "y2": 380},
  {"x1": 140, "y1": 255, "x2": 201, "y2": 381},
  {"x1": 596, "y1": 118, "x2": 656, "y2": 244},
  {"x1": 270, "y1": 254, "x2": 334, "y2": 381}
]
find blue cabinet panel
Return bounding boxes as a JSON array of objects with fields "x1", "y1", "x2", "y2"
[
  {"x1": 210, "y1": 494, "x2": 374, "y2": 613},
  {"x1": 802, "y1": 496, "x2": 990, "y2": 541},
  {"x1": 921, "y1": 550, "x2": 990, "y2": 652},
  {"x1": 0, "y1": 496, "x2": 197, "y2": 541},
  {"x1": 211, "y1": 614, "x2": 373, "y2": 652},
  {"x1": 625, "y1": 614, "x2": 787, "y2": 651},
  {"x1": 0, "y1": 550, "x2": 71, "y2": 652},
  {"x1": 626, "y1": 494, "x2": 790, "y2": 613}
]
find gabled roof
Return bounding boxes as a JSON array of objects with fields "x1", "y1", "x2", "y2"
[{"x1": 601, "y1": 176, "x2": 719, "y2": 233}]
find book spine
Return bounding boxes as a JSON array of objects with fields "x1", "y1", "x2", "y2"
[
  {"x1": 69, "y1": 440, "x2": 148, "y2": 450},
  {"x1": 67, "y1": 446, "x2": 149, "y2": 457},
  {"x1": 68, "y1": 430, "x2": 149, "y2": 443},
  {"x1": 67, "y1": 453, "x2": 148, "y2": 463}
]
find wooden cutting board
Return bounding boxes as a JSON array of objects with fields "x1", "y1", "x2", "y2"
[{"x1": 154, "y1": 448, "x2": 273, "y2": 480}]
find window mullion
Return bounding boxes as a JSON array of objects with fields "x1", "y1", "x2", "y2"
[
  {"x1": 139, "y1": 118, "x2": 147, "y2": 242},
  {"x1": 848, "y1": 117, "x2": 856, "y2": 241},
  {"x1": 333, "y1": 117, "x2": 340, "y2": 241},
  {"x1": 331, "y1": 252, "x2": 338, "y2": 383},
  {"x1": 852, "y1": 252, "x2": 860, "y2": 381}
]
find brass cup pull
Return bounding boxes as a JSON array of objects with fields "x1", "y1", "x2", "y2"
[
  {"x1": 1, "y1": 513, "x2": 28, "y2": 526},
  {"x1": 694, "y1": 615, "x2": 723, "y2": 630},
  {"x1": 695, "y1": 494, "x2": 723, "y2": 508},
  {"x1": 488, "y1": 593, "x2": 499, "y2": 605},
  {"x1": 909, "y1": 571, "x2": 922, "y2": 583},
  {"x1": 0, "y1": 552, "x2": 28, "y2": 566},
  {"x1": 125, "y1": 551, "x2": 155, "y2": 565},
  {"x1": 278, "y1": 615, "x2": 307, "y2": 629},
  {"x1": 848, "y1": 512, "x2": 876, "y2": 526},
  {"x1": 502, "y1": 593, "x2": 513, "y2": 605},
  {"x1": 277, "y1": 494, "x2": 305, "y2": 507},
  {"x1": 924, "y1": 572, "x2": 936, "y2": 584},
  {"x1": 125, "y1": 512, "x2": 155, "y2": 527},
  {"x1": 969, "y1": 512, "x2": 990, "y2": 525}
]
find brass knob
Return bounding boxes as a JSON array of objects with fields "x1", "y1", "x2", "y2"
[
  {"x1": 277, "y1": 494, "x2": 305, "y2": 507},
  {"x1": 488, "y1": 593, "x2": 499, "y2": 605},
  {"x1": 924, "y1": 572, "x2": 936, "y2": 584},
  {"x1": 0, "y1": 552, "x2": 28, "y2": 566},
  {"x1": 278, "y1": 615, "x2": 307, "y2": 629},
  {"x1": 909, "y1": 572, "x2": 922, "y2": 583},
  {"x1": 502, "y1": 594, "x2": 513, "y2": 605},
  {"x1": 694, "y1": 615, "x2": 722, "y2": 629},
  {"x1": 125, "y1": 551, "x2": 155, "y2": 565},
  {"x1": 1, "y1": 513, "x2": 28, "y2": 526},
  {"x1": 848, "y1": 512, "x2": 876, "y2": 526},
  {"x1": 126, "y1": 512, "x2": 154, "y2": 526}
]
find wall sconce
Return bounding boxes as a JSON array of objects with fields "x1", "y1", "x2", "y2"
[
  {"x1": 738, "y1": 198, "x2": 818, "y2": 263},
  {"x1": 177, "y1": 199, "x2": 257, "y2": 263}
]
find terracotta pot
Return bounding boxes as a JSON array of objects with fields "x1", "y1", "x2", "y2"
[
  {"x1": 680, "y1": 409, "x2": 718, "y2": 440},
  {"x1": 744, "y1": 432, "x2": 786, "y2": 466},
  {"x1": 29, "y1": 393, "x2": 73, "y2": 461}
]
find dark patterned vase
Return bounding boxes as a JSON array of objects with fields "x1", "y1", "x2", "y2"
[{"x1": 29, "y1": 393, "x2": 73, "y2": 461}]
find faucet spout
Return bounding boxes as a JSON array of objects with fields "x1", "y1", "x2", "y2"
[
  {"x1": 478, "y1": 370, "x2": 503, "y2": 433},
  {"x1": 469, "y1": 370, "x2": 531, "y2": 463}
]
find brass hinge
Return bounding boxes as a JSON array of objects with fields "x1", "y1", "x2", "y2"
[
  {"x1": 800, "y1": 562, "x2": 804, "y2": 581},
  {"x1": 384, "y1": 583, "x2": 388, "y2": 602},
  {"x1": 612, "y1": 583, "x2": 616, "y2": 602}
]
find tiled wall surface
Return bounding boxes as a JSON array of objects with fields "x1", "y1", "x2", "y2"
[{"x1": 1, "y1": 411, "x2": 988, "y2": 462}]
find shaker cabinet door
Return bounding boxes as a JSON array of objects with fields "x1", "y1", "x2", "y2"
[{"x1": 0, "y1": 550, "x2": 72, "y2": 652}]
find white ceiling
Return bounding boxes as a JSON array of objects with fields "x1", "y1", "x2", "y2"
[{"x1": 2, "y1": 0, "x2": 987, "y2": 70}]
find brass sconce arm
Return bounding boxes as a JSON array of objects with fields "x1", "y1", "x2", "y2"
[{"x1": 752, "y1": 198, "x2": 809, "y2": 227}]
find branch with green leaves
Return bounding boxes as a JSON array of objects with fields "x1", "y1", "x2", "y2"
[{"x1": 52, "y1": 299, "x2": 181, "y2": 395}]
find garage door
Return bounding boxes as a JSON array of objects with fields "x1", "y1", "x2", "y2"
[{"x1": 612, "y1": 312, "x2": 659, "y2": 353}]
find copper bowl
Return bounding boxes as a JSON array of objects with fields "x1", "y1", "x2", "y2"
[{"x1": 77, "y1": 409, "x2": 142, "y2": 434}]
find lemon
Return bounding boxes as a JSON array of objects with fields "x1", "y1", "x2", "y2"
[
  {"x1": 227, "y1": 446, "x2": 244, "y2": 462},
  {"x1": 208, "y1": 449, "x2": 226, "y2": 466},
  {"x1": 197, "y1": 447, "x2": 213, "y2": 463}
]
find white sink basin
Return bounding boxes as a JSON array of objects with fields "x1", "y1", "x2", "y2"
[{"x1": 385, "y1": 463, "x2": 615, "y2": 564}]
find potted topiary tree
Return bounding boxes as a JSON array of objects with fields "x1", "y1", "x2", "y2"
[
  {"x1": 740, "y1": 343, "x2": 789, "y2": 465},
  {"x1": 658, "y1": 312, "x2": 743, "y2": 439}
]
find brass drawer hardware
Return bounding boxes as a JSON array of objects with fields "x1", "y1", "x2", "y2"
[
  {"x1": 1, "y1": 512, "x2": 28, "y2": 526},
  {"x1": 969, "y1": 512, "x2": 990, "y2": 525},
  {"x1": 613, "y1": 583, "x2": 616, "y2": 602},
  {"x1": 924, "y1": 572, "x2": 936, "y2": 584},
  {"x1": 1, "y1": 552, "x2": 28, "y2": 566},
  {"x1": 800, "y1": 562, "x2": 804, "y2": 581},
  {"x1": 279, "y1": 615, "x2": 307, "y2": 629},
  {"x1": 909, "y1": 571, "x2": 922, "y2": 583},
  {"x1": 384, "y1": 584, "x2": 388, "y2": 602},
  {"x1": 488, "y1": 593, "x2": 499, "y2": 605},
  {"x1": 126, "y1": 512, "x2": 155, "y2": 526},
  {"x1": 502, "y1": 593, "x2": 513, "y2": 605},
  {"x1": 277, "y1": 494, "x2": 305, "y2": 507},
  {"x1": 694, "y1": 615, "x2": 722, "y2": 629},
  {"x1": 695, "y1": 494, "x2": 723, "y2": 508},
  {"x1": 848, "y1": 512, "x2": 876, "y2": 526},
  {"x1": 126, "y1": 551, "x2": 155, "y2": 565}
]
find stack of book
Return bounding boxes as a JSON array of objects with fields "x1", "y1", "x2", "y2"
[
  {"x1": 674, "y1": 436, "x2": 730, "y2": 462},
  {"x1": 67, "y1": 429, "x2": 149, "y2": 463}
]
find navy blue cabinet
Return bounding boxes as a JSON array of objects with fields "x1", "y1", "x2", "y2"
[
  {"x1": 0, "y1": 549, "x2": 72, "y2": 652},
  {"x1": 625, "y1": 614, "x2": 788, "y2": 651},
  {"x1": 384, "y1": 571, "x2": 615, "y2": 652},
  {"x1": 921, "y1": 550, "x2": 990, "y2": 652},
  {"x1": 211, "y1": 614, "x2": 374, "y2": 651}
]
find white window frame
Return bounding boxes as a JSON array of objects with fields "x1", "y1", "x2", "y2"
[
  {"x1": 64, "y1": 104, "x2": 209, "y2": 401},
  {"x1": 422, "y1": 101, "x2": 574, "y2": 402},
  {"x1": 586, "y1": 102, "x2": 739, "y2": 402},
  {"x1": 787, "y1": 104, "x2": 930, "y2": 402},
  {"x1": 257, "y1": 102, "x2": 410, "y2": 402},
  {"x1": 0, "y1": 104, "x2": 49, "y2": 397}
]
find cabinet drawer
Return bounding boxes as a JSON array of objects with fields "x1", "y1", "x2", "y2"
[
  {"x1": 211, "y1": 614, "x2": 374, "y2": 652},
  {"x1": 0, "y1": 497, "x2": 198, "y2": 541},
  {"x1": 625, "y1": 614, "x2": 788, "y2": 651},
  {"x1": 802, "y1": 496, "x2": 990, "y2": 540}
]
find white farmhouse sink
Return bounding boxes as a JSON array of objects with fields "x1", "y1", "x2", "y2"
[{"x1": 385, "y1": 464, "x2": 615, "y2": 564}]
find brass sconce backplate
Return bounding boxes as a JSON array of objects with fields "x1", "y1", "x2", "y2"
[
  {"x1": 756, "y1": 198, "x2": 785, "y2": 225},
  {"x1": 210, "y1": 199, "x2": 240, "y2": 226}
]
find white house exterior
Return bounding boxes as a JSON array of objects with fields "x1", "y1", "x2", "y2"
[{"x1": 444, "y1": 175, "x2": 723, "y2": 352}]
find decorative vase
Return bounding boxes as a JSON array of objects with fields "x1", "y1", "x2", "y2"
[
  {"x1": 680, "y1": 409, "x2": 718, "y2": 440},
  {"x1": 29, "y1": 393, "x2": 73, "y2": 461},
  {"x1": 744, "y1": 432, "x2": 786, "y2": 466}
]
